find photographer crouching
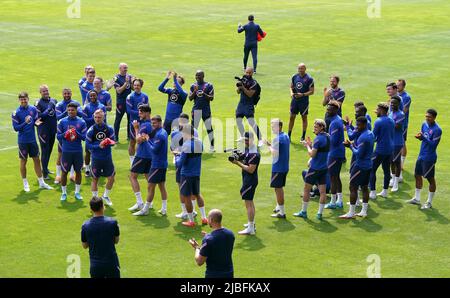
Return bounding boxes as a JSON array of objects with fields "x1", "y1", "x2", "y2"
[
  {"x1": 228, "y1": 131, "x2": 260, "y2": 235},
  {"x1": 235, "y1": 67, "x2": 264, "y2": 147}
]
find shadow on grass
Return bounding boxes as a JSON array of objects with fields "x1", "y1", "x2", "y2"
[
  {"x1": 172, "y1": 221, "x2": 205, "y2": 241},
  {"x1": 235, "y1": 235, "x2": 265, "y2": 251},
  {"x1": 57, "y1": 200, "x2": 87, "y2": 212},
  {"x1": 134, "y1": 209, "x2": 171, "y2": 229},
  {"x1": 12, "y1": 189, "x2": 42, "y2": 204},
  {"x1": 269, "y1": 218, "x2": 296, "y2": 232},
  {"x1": 372, "y1": 197, "x2": 403, "y2": 210},
  {"x1": 104, "y1": 206, "x2": 117, "y2": 217},
  {"x1": 113, "y1": 142, "x2": 129, "y2": 151},
  {"x1": 305, "y1": 217, "x2": 338, "y2": 233},
  {"x1": 421, "y1": 208, "x2": 450, "y2": 225}
]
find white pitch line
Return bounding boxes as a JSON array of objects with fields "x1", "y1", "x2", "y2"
[{"x1": 0, "y1": 146, "x2": 18, "y2": 151}]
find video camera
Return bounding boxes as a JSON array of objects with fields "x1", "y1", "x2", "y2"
[
  {"x1": 234, "y1": 76, "x2": 248, "y2": 88},
  {"x1": 224, "y1": 148, "x2": 245, "y2": 162}
]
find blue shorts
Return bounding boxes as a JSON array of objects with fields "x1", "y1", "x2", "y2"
[
  {"x1": 403, "y1": 127, "x2": 408, "y2": 141},
  {"x1": 290, "y1": 98, "x2": 309, "y2": 116},
  {"x1": 61, "y1": 151, "x2": 83, "y2": 172},
  {"x1": 147, "y1": 168, "x2": 167, "y2": 184},
  {"x1": 349, "y1": 166, "x2": 371, "y2": 187},
  {"x1": 18, "y1": 142, "x2": 39, "y2": 159},
  {"x1": 175, "y1": 166, "x2": 181, "y2": 183},
  {"x1": 270, "y1": 172, "x2": 287, "y2": 188},
  {"x1": 235, "y1": 105, "x2": 255, "y2": 119},
  {"x1": 180, "y1": 176, "x2": 200, "y2": 196},
  {"x1": 57, "y1": 142, "x2": 62, "y2": 153},
  {"x1": 129, "y1": 123, "x2": 137, "y2": 140},
  {"x1": 163, "y1": 119, "x2": 174, "y2": 135},
  {"x1": 415, "y1": 159, "x2": 435, "y2": 179},
  {"x1": 304, "y1": 168, "x2": 327, "y2": 186},
  {"x1": 91, "y1": 158, "x2": 115, "y2": 178},
  {"x1": 327, "y1": 157, "x2": 344, "y2": 177},
  {"x1": 240, "y1": 183, "x2": 257, "y2": 200},
  {"x1": 130, "y1": 157, "x2": 152, "y2": 174},
  {"x1": 392, "y1": 145, "x2": 403, "y2": 163}
]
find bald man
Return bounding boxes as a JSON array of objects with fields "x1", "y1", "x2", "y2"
[
  {"x1": 113, "y1": 63, "x2": 134, "y2": 142},
  {"x1": 35, "y1": 85, "x2": 58, "y2": 179},
  {"x1": 288, "y1": 63, "x2": 315, "y2": 142}
]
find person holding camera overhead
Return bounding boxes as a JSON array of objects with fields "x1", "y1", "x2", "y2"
[
  {"x1": 235, "y1": 67, "x2": 264, "y2": 147},
  {"x1": 229, "y1": 131, "x2": 260, "y2": 236}
]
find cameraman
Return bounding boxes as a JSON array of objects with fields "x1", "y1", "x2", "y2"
[
  {"x1": 236, "y1": 67, "x2": 263, "y2": 147},
  {"x1": 229, "y1": 132, "x2": 260, "y2": 236}
]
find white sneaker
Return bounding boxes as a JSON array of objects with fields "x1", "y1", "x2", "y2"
[
  {"x1": 133, "y1": 208, "x2": 149, "y2": 216},
  {"x1": 391, "y1": 184, "x2": 399, "y2": 192},
  {"x1": 243, "y1": 223, "x2": 257, "y2": 231},
  {"x1": 356, "y1": 211, "x2": 368, "y2": 218},
  {"x1": 399, "y1": 176, "x2": 403, "y2": 183},
  {"x1": 421, "y1": 202, "x2": 432, "y2": 210},
  {"x1": 102, "y1": 197, "x2": 113, "y2": 206},
  {"x1": 377, "y1": 189, "x2": 388, "y2": 198},
  {"x1": 39, "y1": 183, "x2": 53, "y2": 190},
  {"x1": 158, "y1": 209, "x2": 167, "y2": 216},
  {"x1": 258, "y1": 140, "x2": 264, "y2": 147},
  {"x1": 209, "y1": 146, "x2": 215, "y2": 153},
  {"x1": 238, "y1": 227, "x2": 255, "y2": 235},
  {"x1": 339, "y1": 212, "x2": 356, "y2": 219},
  {"x1": 389, "y1": 178, "x2": 394, "y2": 187},
  {"x1": 128, "y1": 203, "x2": 143, "y2": 211},
  {"x1": 23, "y1": 183, "x2": 30, "y2": 192},
  {"x1": 406, "y1": 198, "x2": 421, "y2": 205},
  {"x1": 175, "y1": 212, "x2": 188, "y2": 219},
  {"x1": 369, "y1": 191, "x2": 377, "y2": 200}
]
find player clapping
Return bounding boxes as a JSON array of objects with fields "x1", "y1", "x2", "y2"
[{"x1": 158, "y1": 71, "x2": 187, "y2": 135}]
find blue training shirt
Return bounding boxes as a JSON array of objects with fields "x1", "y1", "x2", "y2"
[
  {"x1": 82, "y1": 101, "x2": 106, "y2": 129},
  {"x1": 291, "y1": 73, "x2": 314, "y2": 103},
  {"x1": 237, "y1": 21, "x2": 264, "y2": 46},
  {"x1": 135, "y1": 120, "x2": 153, "y2": 159},
  {"x1": 113, "y1": 74, "x2": 133, "y2": 104},
  {"x1": 12, "y1": 105, "x2": 39, "y2": 144},
  {"x1": 372, "y1": 115, "x2": 394, "y2": 155},
  {"x1": 149, "y1": 127, "x2": 168, "y2": 169},
  {"x1": 399, "y1": 91, "x2": 411, "y2": 128},
  {"x1": 310, "y1": 132, "x2": 330, "y2": 170},
  {"x1": 176, "y1": 138, "x2": 203, "y2": 177},
  {"x1": 200, "y1": 228, "x2": 235, "y2": 278},
  {"x1": 86, "y1": 123, "x2": 115, "y2": 160},
  {"x1": 80, "y1": 80, "x2": 94, "y2": 105},
  {"x1": 418, "y1": 121, "x2": 442, "y2": 162},
  {"x1": 126, "y1": 91, "x2": 149, "y2": 122},
  {"x1": 351, "y1": 128, "x2": 374, "y2": 170},
  {"x1": 389, "y1": 110, "x2": 405, "y2": 147},
  {"x1": 328, "y1": 115, "x2": 345, "y2": 158},
  {"x1": 35, "y1": 97, "x2": 58, "y2": 132},
  {"x1": 56, "y1": 99, "x2": 82, "y2": 120},
  {"x1": 271, "y1": 132, "x2": 290, "y2": 173},
  {"x1": 158, "y1": 78, "x2": 187, "y2": 123},
  {"x1": 190, "y1": 82, "x2": 214, "y2": 112},
  {"x1": 57, "y1": 116, "x2": 87, "y2": 152}
]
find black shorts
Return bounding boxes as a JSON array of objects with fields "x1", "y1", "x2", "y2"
[
  {"x1": 180, "y1": 176, "x2": 200, "y2": 196},
  {"x1": 90, "y1": 264, "x2": 120, "y2": 278},
  {"x1": 147, "y1": 168, "x2": 167, "y2": 184},
  {"x1": 349, "y1": 166, "x2": 371, "y2": 187},
  {"x1": 403, "y1": 127, "x2": 408, "y2": 141},
  {"x1": 61, "y1": 151, "x2": 83, "y2": 172},
  {"x1": 240, "y1": 183, "x2": 257, "y2": 200},
  {"x1": 175, "y1": 166, "x2": 181, "y2": 184},
  {"x1": 415, "y1": 159, "x2": 435, "y2": 179},
  {"x1": 270, "y1": 172, "x2": 287, "y2": 188},
  {"x1": 327, "y1": 157, "x2": 344, "y2": 177},
  {"x1": 392, "y1": 145, "x2": 403, "y2": 163},
  {"x1": 130, "y1": 156, "x2": 152, "y2": 174},
  {"x1": 18, "y1": 142, "x2": 39, "y2": 159},
  {"x1": 304, "y1": 168, "x2": 327, "y2": 186},
  {"x1": 290, "y1": 98, "x2": 309, "y2": 116},
  {"x1": 91, "y1": 158, "x2": 115, "y2": 178}
]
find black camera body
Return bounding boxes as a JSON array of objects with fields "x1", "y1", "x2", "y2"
[
  {"x1": 234, "y1": 76, "x2": 248, "y2": 88},
  {"x1": 224, "y1": 148, "x2": 245, "y2": 162}
]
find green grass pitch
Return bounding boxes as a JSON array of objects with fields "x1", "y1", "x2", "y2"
[{"x1": 0, "y1": 0, "x2": 449, "y2": 277}]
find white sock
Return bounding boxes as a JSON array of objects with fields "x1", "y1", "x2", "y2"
[
  {"x1": 103, "y1": 188, "x2": 111, "y2": 198},
  {"x1": 75, "y1": 184, "x2": 81, "y2": 193},
  {"x1": 275, "y1": 203, "x2": 280, "y2": 211},
  {"x1": 393, "y1": 176, "x2": 399, "y2": 187},
  {"x1": 180, "y1": 203, "x2": 187, "y2": 214},
  {"x1": 56, "y1": 165, "x2": 61, "y2": 177},
  {"x1": 337, "y1": 193, "x2": 343, "y2": 204},
  {"x1": 248, "y1": 221, "x2": 255, "y2": 230},
  {"x1": 162, "y1": 199, "x2": 168, "y2": 211},
  {"x1": 143, "y1": 201, "x2": 152, "y2": 212},
  {"x1": 302, "y1": 201, "x2": 309, "y2": 212},
  {"x1": 61, "y1": 185, "x2": 67, "y2": 194},
  {"x1": 331, "y1": 194, "x2": 337, "y2": 204},
  {"x1": 415, "y1": 188, "x2": 421, "y2": 201},
  {"x1": 362, "y1": 203, "x2": 369, "y2": 213},
  {"x1": 92, "y1": 191, "x2": 98, "y2": 197},
  {"x1": 129, "y1": 155, "x2": 135, "y2": 165},
  {"x1": 278, "y1": 204, "x2": 285, "y2": 215},
  {"x1": 192, "y1": 203, "x2": 196, "y2": 213},
  {"x1": 187, "y1": 212, "x2": 194, "y2": 222},
  {"x1": 349, "y1": 204, "x2": 356, "y2": 215},
  {"x1": 23, "y1": 178, "x2": 29, "y2": 185},
  {"x1": 135, "y1": 192, "x2": 143, "y2": 205},
  {"x1": 427, "y1": 192, "x2": 435, "y2": 204},
  {"x1": 37, "y1": 176, "x2": 45, "y2": 185},
  {"x1": 318, "y1": 203, "x2": 325, "y2": 214},
  {"x1": 199, "y1": 206, "x2": 206, "y2": 219}
]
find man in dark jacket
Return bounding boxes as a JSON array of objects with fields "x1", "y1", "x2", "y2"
[{"x1": 238, "y1": 15, "x2": 264, "y2": 73}]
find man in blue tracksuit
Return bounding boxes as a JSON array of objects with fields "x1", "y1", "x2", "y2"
[
  {"x1": 93, "y1": 77, "x2": 112, "y2": 113},
  {"x1": 340, "y1": 116, "x2": 374, "y2": 219},
  {"x1": 80, "y1": 70, "x2": 95, "y2": 105},
  {"x1": 78, "y1": 65, "x2": 94, "y2": 104},
  {"x1": 176, "y1": 123, "x2": 206, "y2": 228},
  {"x1": 324, "y1": 101, "x2": 346, "y2": 209},
  {"x1": 86, "y1": 109, "x2": 116, "y2": 207},
  {"x1": 389, "y1": 96, "x2": 405, "y2": 192},
  {"x1": 12, "y1": 91, "x2": 53, "y2": 192},
  {"x1": 237, "y1": 15, "x2": 264, "y2": 73},
  {"x1": 235, "y1": 67, "x2": 263, "y2": 146},
  {"x1": 407, "y1": 109, "x2": 442, "y2": 209},
  {"x1": 126, "y1": 78, "x2": 149, "y2": 165},
  {"x1": 57, "y1": 102, "x2": 87, "y2": 201},
  {"x1": 35, "y1": 85, "x2": 58, "y2": 179},
  {"x1": 189, "y1": 70, "x2": 215, "y2": 152},
  {"x1": 133, "y1": 115, "x2": 170, "y2": 217},
  {"x1": 158, "y1": 71, "x2": 187, "y2": 135},
  {"x1": 397, "y1": 79, "x2": 411, "y2": 177},
  {"x1": 54, "y1": 88, "x2": 82, "y2": 183},
  {"x1": 83, "y1": 90, "x2": 107, "y2": 177},
  {"x1": 113, "y1": 63, "x2": 134, "y2": 142},
  {"x1": 265, "y1": 119, "x2": 289, "y2": 219},
  {"x1": 369, "y1": 102, "x2": 394, "y2": 199}
]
